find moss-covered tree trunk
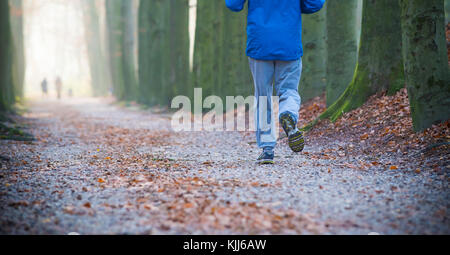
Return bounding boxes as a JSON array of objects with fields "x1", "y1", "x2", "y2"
[
  {"x1": 81, "y1": 0, "x2": 108, "y2": 97},
  {"x1": 193, "y1": 0, "x2": 251, "y2": 105},
  {"x1": 221, "y1": 3, "x2": 253, "y2": 100},
  {"x1": 105, "y1": 0, "x2": 126, "y2": 100},
  {"x1": 137, "y1": 0, "x2": 154, "y2": 105},
  {"x1": 445, "y1": 0, "x2": 450, "y2": 23},
  {"x1": 138, "y1": 0, "x2": 189, "y2": 107},
  {"x1": 400, "y1": 0, "x2": 450, "y2": 131},
  {"x1": 121, "y1": 0, "x2": 138, "y2": 101},
  {"x1": 312, "y1": 0, "x2": 404, "y2": 124},
  {"x1": 9, "y1": 0, "x2": 25, "y2": 99},
  {"x1": 151, "y1": 0, "x2": 170, "y2": 106},
  {"x1": 167, "y1": 0, "x2": 190, "y2": 104},
  {"x1": 325, "y1": 0, "x2": 358, "y2": 106},
  {"x1": 301, "y1": 5, "x2": 327, "y2": 102},
  {"x1": 0, "y1": 0, "x2": 14, "y2": 111},
  {"x1": 193, "y1": 0, "x2": 223, "y2": 100}
]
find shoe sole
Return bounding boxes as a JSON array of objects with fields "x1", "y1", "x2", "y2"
[
  {"x1": 257, "y1": 159, "x2": 274, "y2": 165},
  {"x1": 288, "y1": 131, "x2": 305, "y2": 152}
]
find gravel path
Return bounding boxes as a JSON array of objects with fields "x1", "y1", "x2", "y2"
[{"x1": 0, "y1": 98, "x2": 448, "y2": 234}]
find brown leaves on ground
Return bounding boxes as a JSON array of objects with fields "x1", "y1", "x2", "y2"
[
  {"x1": 0, "y1": 103, "x2": 321, "y2": 234},
  {"x1": 304, "y1": 88, "x2": 449, "y2": 172},
  {"x1": 297, "y1": 94, "x2": 327, "y2": 129}
]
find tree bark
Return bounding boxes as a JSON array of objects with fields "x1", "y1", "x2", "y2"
[
  {"x1": 138, "y1": 0, "x2": 189, "y2": 107},
  {"x1": 168, "y1": 0, "x2": 190, "y2": 104},
  {"x1": 121, "y1": 0, "x2": 138, "y2": 101},
  {"x1": 9, "y1": 0, "x2": 25, "y2": 99},
  {"x1": 400, "y1": 0, "x2": 450, "y2": 131},
  {"x1": 325, "y1": 0, "x2": 358, "y2": 106},
  {"x1": 105, "y1": 0, "x2": 126, "y2": 100},
  {"x1": 301, "y1": 5, "x2": 327, "y2": 102},
  {"x1": 137, "y1": 0, "x2": 154, "y2": 105},
  {"x1": 445, "y1": 0, "x2": 449, "y2": 24},
  {"x1": 105, "y1": 0, "x2": 139, "y2": 101},
  {"x1": 81, "y1": 0, "x2": 108, "y2": 97},
  {"x1": 0, "y1": 0, "x2": 14, "y2": 111},
  {"x1": 221, "y1": 3, "x2": 253, "y2": 99},
  {"x1": 193, "y1": 0, "x2": 252, "y2": 106},
  {"x1": 193, "y1": 0, "x2": 223, "y2": 100}
]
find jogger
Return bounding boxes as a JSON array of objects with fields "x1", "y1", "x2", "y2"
[{"x1": 225, "y1": 0, "x2": 326, "y2": 163}]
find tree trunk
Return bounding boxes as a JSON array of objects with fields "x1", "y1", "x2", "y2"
[
  {"x1": 400, "y1": 0, "x2": 450, "y2": 131},
  {"x1": 121, "y1": 0, "x2": 138, "y2": 101},
  {"x1": 325, "y1": 0, "x2": 358, "y2": 106},
  {"x1": 137, "y1": 0, "x2": 154, "y2": 105},
  {"x1": 105, "y1": 0, "x2": 126, "y2": 100},
  {"x1": 301, "y1": 5, "x2": 327, "y2": 102},
  {"x1": 168, "y1": 0, "x2": 190, "y2": 104},
  {"x1": 193, "y1": 0, "x2": 223, "y2": 101},
  {"x1": 81, "y1": 0, "x2": 108, "y2": 97},
  {"x1": 9, "y1": 0, "x2": 25, "y2": 99},
  {"x1": 138, "y1": 0, "x2": 188, "y2": 107},
  {"x1": 221, "y1": 4, "x2": 252, "y2": 100},
  {"x1": 139, "y1": 0, "x2": 168, "y2": 106},
  {"x1": 0, "y1": 0, "x2": 14, "y2": 111},
  {"x1": 313, "y1": 0, "x2": 405, "y2": 124},
  {"x1": 193, "y1": 0, "x2": 251, "y2": 106},
  {"x1": 445, "y1": 0, "x2": 450, "y2": 24}
]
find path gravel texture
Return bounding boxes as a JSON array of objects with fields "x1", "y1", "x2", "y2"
[{"x1": 0, "y1": 98, "x2": 448, "y2": 234}]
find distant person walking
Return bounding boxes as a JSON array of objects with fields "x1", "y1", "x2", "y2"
[
  {"x1": 55, "y1": 76, "x2": 63, "y2": 99},
  {"x1": 41, "y1": 78, "x2": 48, "y2": 97},
  {"x1": 225, "y1": 0, "x2": 325, "y2": 164}
]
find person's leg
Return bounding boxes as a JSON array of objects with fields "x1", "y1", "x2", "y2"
[
  {"x1": 274, "y1": 59, "x2": 302, "y2": 123},
  {"x1": 274, "y1": 59, "x2": 305, "y2": 152},
  {"x1": 248, "y1": 57, "x2": 276, "y2": 153}
]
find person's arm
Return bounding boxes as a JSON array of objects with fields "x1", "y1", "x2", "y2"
[
  {"x1": 225, "y1": 0, "x2": 246, "y2": 12},
  {"x1": 300, "y1": 0, "x2": 325, "y2": 14}
]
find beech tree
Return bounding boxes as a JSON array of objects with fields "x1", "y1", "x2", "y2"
[
  {"x1": 0, "y1": 0, "x2": 14, "y2": 111},
  {"x1": 301, "y1": 5, "x2": 327, "y2": 102},
  {"x1": 9, "y1": 0, "x2": 25, "y2": 99},
  {"x1": 138, "y1": 0, "x2": 189, "y2": 106},
  {"x1": 81, "y1": 0, "x2": 108, "y2": 96},
  {"x1": 400, "y1": 0, "x2": 450, "y2": 131},
  {"x1": 325, "y1": 0, "x2": 359, "y2": 106},
  {"x1": 445, "y1": 0, "x2": 449, "y2": 23},
  {"x1": 311, "y1": 0, "x2": 405, "y2": 125},
  {"x1": 193, "y1": 0, "x2": 252, "y2": 105},
  {"x1": 105, "y1": 0, "x2": 138, "y2": 101}
]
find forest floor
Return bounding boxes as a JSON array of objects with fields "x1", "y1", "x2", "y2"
[{"x1": 0, "y1": 88, "x2": 448, "y2": 234}]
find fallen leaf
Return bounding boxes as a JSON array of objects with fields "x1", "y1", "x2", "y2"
[
  {"x1": 184, "y1": 203, "x2": 194, "y2": 209},
  {"x1": 360, "y1": 133, "x2": 369, "y2": 140}
]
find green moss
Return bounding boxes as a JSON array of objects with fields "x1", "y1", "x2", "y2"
[
  {"x1": 0, "y1": 122, "x2": 34, "y2": 141},
  {"x1": 326, "y1": 0, "x2": 359, "y2": 106},
  {"x1": 387, "y1": 62, "x2": 406, "y2": 95}
]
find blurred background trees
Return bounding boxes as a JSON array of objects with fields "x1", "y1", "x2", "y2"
[{"x1": 0, "y1": 0, "x2": 448, "y2": 131}]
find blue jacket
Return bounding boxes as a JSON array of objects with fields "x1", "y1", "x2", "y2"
[{"x1": 225, "y1": 0, "x2": 325, "y2": 61}]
